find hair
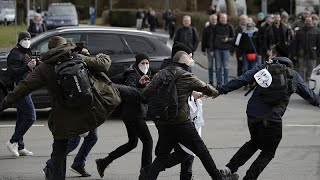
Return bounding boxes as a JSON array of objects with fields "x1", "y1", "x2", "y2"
[
  {"x1": 209, "y1": 14, "x2": 217, "y2": 20},
  {"x1": 172, "y1": 51, "x2": 189, "y2": 63},
  {"x1": 273, "y1": 12, "x2": 280, "y2": 17},
  {"x1": 48, "y1": 36, "x2": 66, "y2": 49},
  {"x1": 239, "y1": 14, "x2": 248, "y2": 19},
  {"x1": 183, "y1": 15, "x2": 191, "y2": 20}
]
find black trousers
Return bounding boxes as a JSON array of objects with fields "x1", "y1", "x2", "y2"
[
  {"x1": 50, "y1": 139, "x2": 68, "y2": 180},
  {"x1": 236, "y1": 55, "x2": 243, "y2": 76},
  {"x1": 146, "y1": 121, "x2": 222, "y2": 180},
  {"x1": 108, "y1": 117, "x2": 153, "y2": 168},
  {"x1": 226, "y1": 116, "x2": 282, "y2": 180}
]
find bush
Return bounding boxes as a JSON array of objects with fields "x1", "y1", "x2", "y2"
[
  {"x1": 109, "y1": 9, "x2": 136, "y2": 27},
  {"x1": 101, "y1": 10, "x2": 110, "y2": 25}
]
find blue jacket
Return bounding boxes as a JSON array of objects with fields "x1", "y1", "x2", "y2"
[{"x1": 217, "y1": 57, "x2": 320, "y2": 122}]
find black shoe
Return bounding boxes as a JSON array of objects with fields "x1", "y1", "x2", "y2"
[
  {"x1": 69, "y1": 165, "x2": 91, "y2": 177},
  {"x1": 180, "y1": 174, "x2": 194, "y2": 180},
  {"x1": 42, "y1": 166, "x2": 51, "y2": 180},
  {"x1": 96, "y1": 157, "x2": 112, "y2": 178}
]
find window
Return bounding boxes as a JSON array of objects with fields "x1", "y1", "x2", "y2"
[
  {"x1": 33, "y1": 34, "x2": 81, "y2": 55},
  {"x1": 87, "y1": 34, "x2": 125, "y2": 55},
  {"x1": 124, "y1": 36, "x2": 155, "y2": 54}
]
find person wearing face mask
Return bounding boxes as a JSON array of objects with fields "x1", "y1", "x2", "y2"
[
  {"x1": 5, "y1": 31, "x2": 36, "y2": 157},
  {"x1": 239, "y1": 22, "x2": 259, "y2": 75},
  {"x1": 139, "y1": 51, "x2": 224, "y2": 180},
  {"x1": 27, "y1": 13, "x2": 47, "y2": 38},
  {"x1": 294, "y1": 16, "x2": 320, "y2": 81},
  {"x1": 95, "y1": 53, "x2": 153, "y2": 178}
]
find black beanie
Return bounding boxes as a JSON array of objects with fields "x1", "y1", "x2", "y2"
[
  {"x1": 135, "y1": 53, "x2": 150, "y2": 64},
  {"x1": 275, "y1": 42, "x2": 290, "y2": 58},
  {"x1": 18, "y1": 31, "x2": 31, "y2": 42},
  {"x1": 171, "y1": 41, "x2": 192, "y2": 58}
]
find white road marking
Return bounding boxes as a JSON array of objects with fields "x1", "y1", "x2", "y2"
[
  {"x1": 285, "y1": 124, "x2": 320, "y2": 127},
  {"x1": 0, "y1": 124, "x2": 45, "y2": 128}
]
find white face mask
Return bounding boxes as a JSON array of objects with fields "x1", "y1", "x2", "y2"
[
  {"x1": 188, "y1": 58, "x2": 195, "y2": 67},
  {"x1": 20, "y1": 40, "x2": 31, "y2": 49},
  {"x1": 139, "y1": 64, "x2": 149, "y2": 74},
  {"x1": 254, "y1": 68, "x2": 272, "y2": 88}
]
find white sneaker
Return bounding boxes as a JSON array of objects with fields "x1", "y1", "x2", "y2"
[
  {"x1": 18, "y1": 148, "x2": 33, "y2": 156},
  {"x1": 6, "y1": 141, "x2": 19, "y2": 157}
]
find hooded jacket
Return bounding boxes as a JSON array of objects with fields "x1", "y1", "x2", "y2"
[
  {"x1": 2, "y1": 43, "x2": 120, "y2": 139},
  {"x1": 217, "y1": 57, "x2": 320, "y2": 122},
  {"x1": 143, "y1": 63, "x2": 219, "y2": 125}
]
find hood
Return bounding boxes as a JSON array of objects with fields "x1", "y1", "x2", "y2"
[
  {"x1": 270, "y1": 57, "x2": 293, "y2": 68},
  {"x1": 42, "y1": 43, "x2": 76, "y2": 64}
]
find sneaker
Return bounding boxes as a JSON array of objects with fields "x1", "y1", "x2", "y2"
[
  {"x1": 95, "y1": 157, "x2": 112, "y2": 178},
  {"x1": 18, "y1": 148, "x2": 33, "y2": 156},
  {"x1": 42, "y1": 166, "x2": 51, "y2": 180},
  {"x1": 69, "y1": 165, "x2": 91, "y2": 177},
  {"x1": 6, "y1": 141, "x2": 19, "y2": 157}
]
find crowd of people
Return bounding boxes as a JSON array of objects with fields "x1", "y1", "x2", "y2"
[{"x1": 201, "y1": 8, "x2": 320, "y2": 86}]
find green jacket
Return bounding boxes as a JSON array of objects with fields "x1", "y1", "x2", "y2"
[
  {"x1": 143, "y1": 65, "x2": 219, "y2": 125},
  {"x1": 2, "y1": 43, "x2": 121, "y2": 139}
]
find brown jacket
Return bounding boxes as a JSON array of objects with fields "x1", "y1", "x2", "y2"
[
  {"x1": 143, "y1": 65, "x2": 218, "y2": 125},
  {"x1": 2, "y1": 43, "x2": 121, "y2": 139}
]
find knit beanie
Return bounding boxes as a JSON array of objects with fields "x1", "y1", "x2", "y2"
[
  {"x1": 48, "y1": 36, "x2": 67, "y2": 49},
  {"x1": 18, "y1": 31, "x2": 31, "y2": 42},
  {"x1": 135, "y1": 53, "x2": 150, "y2": 65},
  {"x1": 171, "y1": 41, "x2": 192, "y2": 58}
]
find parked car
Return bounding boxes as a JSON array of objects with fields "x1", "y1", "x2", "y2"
[
  {"x1": 45, "y1": 3, "x2": 78, "y2": 30},
  {"x1": 0, "y1": 26, "x2": 171, "y2": 108},
  {"x1": 309, "y1": 64, "x2": 320, "y2": 95},
  {"x1": 0, "y1": 8, "x2": 15, "y2": 25}
]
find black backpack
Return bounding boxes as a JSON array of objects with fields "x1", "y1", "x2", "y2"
[
  {"x1": 258, "y1": 63, "x2": 294, "y2": 106},
  {"x1": 147, "y1": 69, "x2": 186, "y2": 121},
  {"x1": 55, "y1": 53, "x2": 93, "y2": 108}
]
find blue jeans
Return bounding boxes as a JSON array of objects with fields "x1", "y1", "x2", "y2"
[
  {"x1": 242, "y1": 53, "x2": 258, "y2": 74},
  {"x1": 10, "y1": 94, "x2": 36, "y2": 150},
  {"x1": 207, "y1": 49, "x2": 215, "y2": 84},
  {"x1": 46, "y1": 128, "x2": 98, "y2": 168},
  {"x1": 215, "y1": 49, "x2": 230, "y2": 85}
]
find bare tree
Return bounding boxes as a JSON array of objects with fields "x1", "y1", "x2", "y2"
[
  {"x1": 225, "y1": 0, "x2": 237, "y2": 17},
  {"x1": 186, "y1": 0, "x2": 197, "y2": 12}
]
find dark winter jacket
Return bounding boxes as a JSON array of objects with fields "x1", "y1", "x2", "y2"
[
  {"x1": 201, "y1": 24, "x2": 215, "y2": 52},
  {"x1": 210, "y1": 23, "x2": 235, "y2": 50},
  {"x1": 122, "y1": 63, "x2": 151, "y2": 120},
  {"x1": 1, "y1": 43, "x2": 121, "y2": 139},
  {"x1": 27, "y1": 21, "x2": 47, "y2": 37},
  {"x1": 294, "y1": 26, "x2": 320, "y2": 58},
  {"x1": 217, "y1": 57, "x2": 320, "y2": 122},
  {"x1": 238, "y1": 31, "x2": 259, "y2": 54},
  {"x1": 233, "y1": 24, "x2": 247, "y2": 57},
  {"x1": 6, "y1": 44, "x2": 32, "y2": 90},
  {"x1": 143, "y1": 63, "x2": 219, "y2": 125},
  {"x1": 257, "y1": 23, "x2": 271, "y2": 55},
  {"x1": 265, "y1": 23, "x2": 288, "y2": 50},
  {"x1": 174, "y1": 26, "x2": 199, "y2": 52}
]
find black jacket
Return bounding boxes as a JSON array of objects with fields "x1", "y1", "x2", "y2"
[
  {"x1": 210, "y1": 23, "x2": 235, "y2": 50},
  {"x1": 201, "y1": 25, "x2": 215, "y2": 52},
  {"x1": 265, "y1": 23, "x2": 288, "y2": 50},
  {"x1": 257, "y1": 23, "x2": 271, "y2": 55},
  {"x1": 238, "y1": 31, "x2": 259, "y2": 54},
  {"x1": 6, "y1": 45, "x2": 32, "y2": 89},
  {"x1": 174, "y1": 26, "x2": 199, "y2": 52},
  {"x1": 27, "y1": 21, "x2": 46, "y2": 38},
  {"x1": 294, "y1": 26, "x2": 320, "y2": 58}
]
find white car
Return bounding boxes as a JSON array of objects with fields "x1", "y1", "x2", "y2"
[
  {"x1": 0, "y1": 8, "x2": 15, "y2": 25},
  {"x1": 309, "y1": 64, "x2": 320, "y2": 95}
]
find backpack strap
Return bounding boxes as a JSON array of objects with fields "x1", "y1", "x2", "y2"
[{"x1": 168, "y1": 69, "x2": 186, "y2": 90}]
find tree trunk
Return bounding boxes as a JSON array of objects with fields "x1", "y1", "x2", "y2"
[
  {"x1": 225, "y1": 0, "x2": 238, "y2": 17},
  {"x1": 186, "y1": 0, "x2": 197, "y2": 12}
]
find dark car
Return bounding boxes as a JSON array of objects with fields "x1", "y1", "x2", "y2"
[
  {"x1": 0, "y1": 26, "x2": 171, "y2": 108},
  {"x1": 45, "y1": 3, "x2": 79, "y2": 30}
]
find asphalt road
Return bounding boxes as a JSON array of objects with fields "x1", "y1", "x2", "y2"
[{"x1": 0, "y1": 63, "x2": 320, "y2": 180}]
